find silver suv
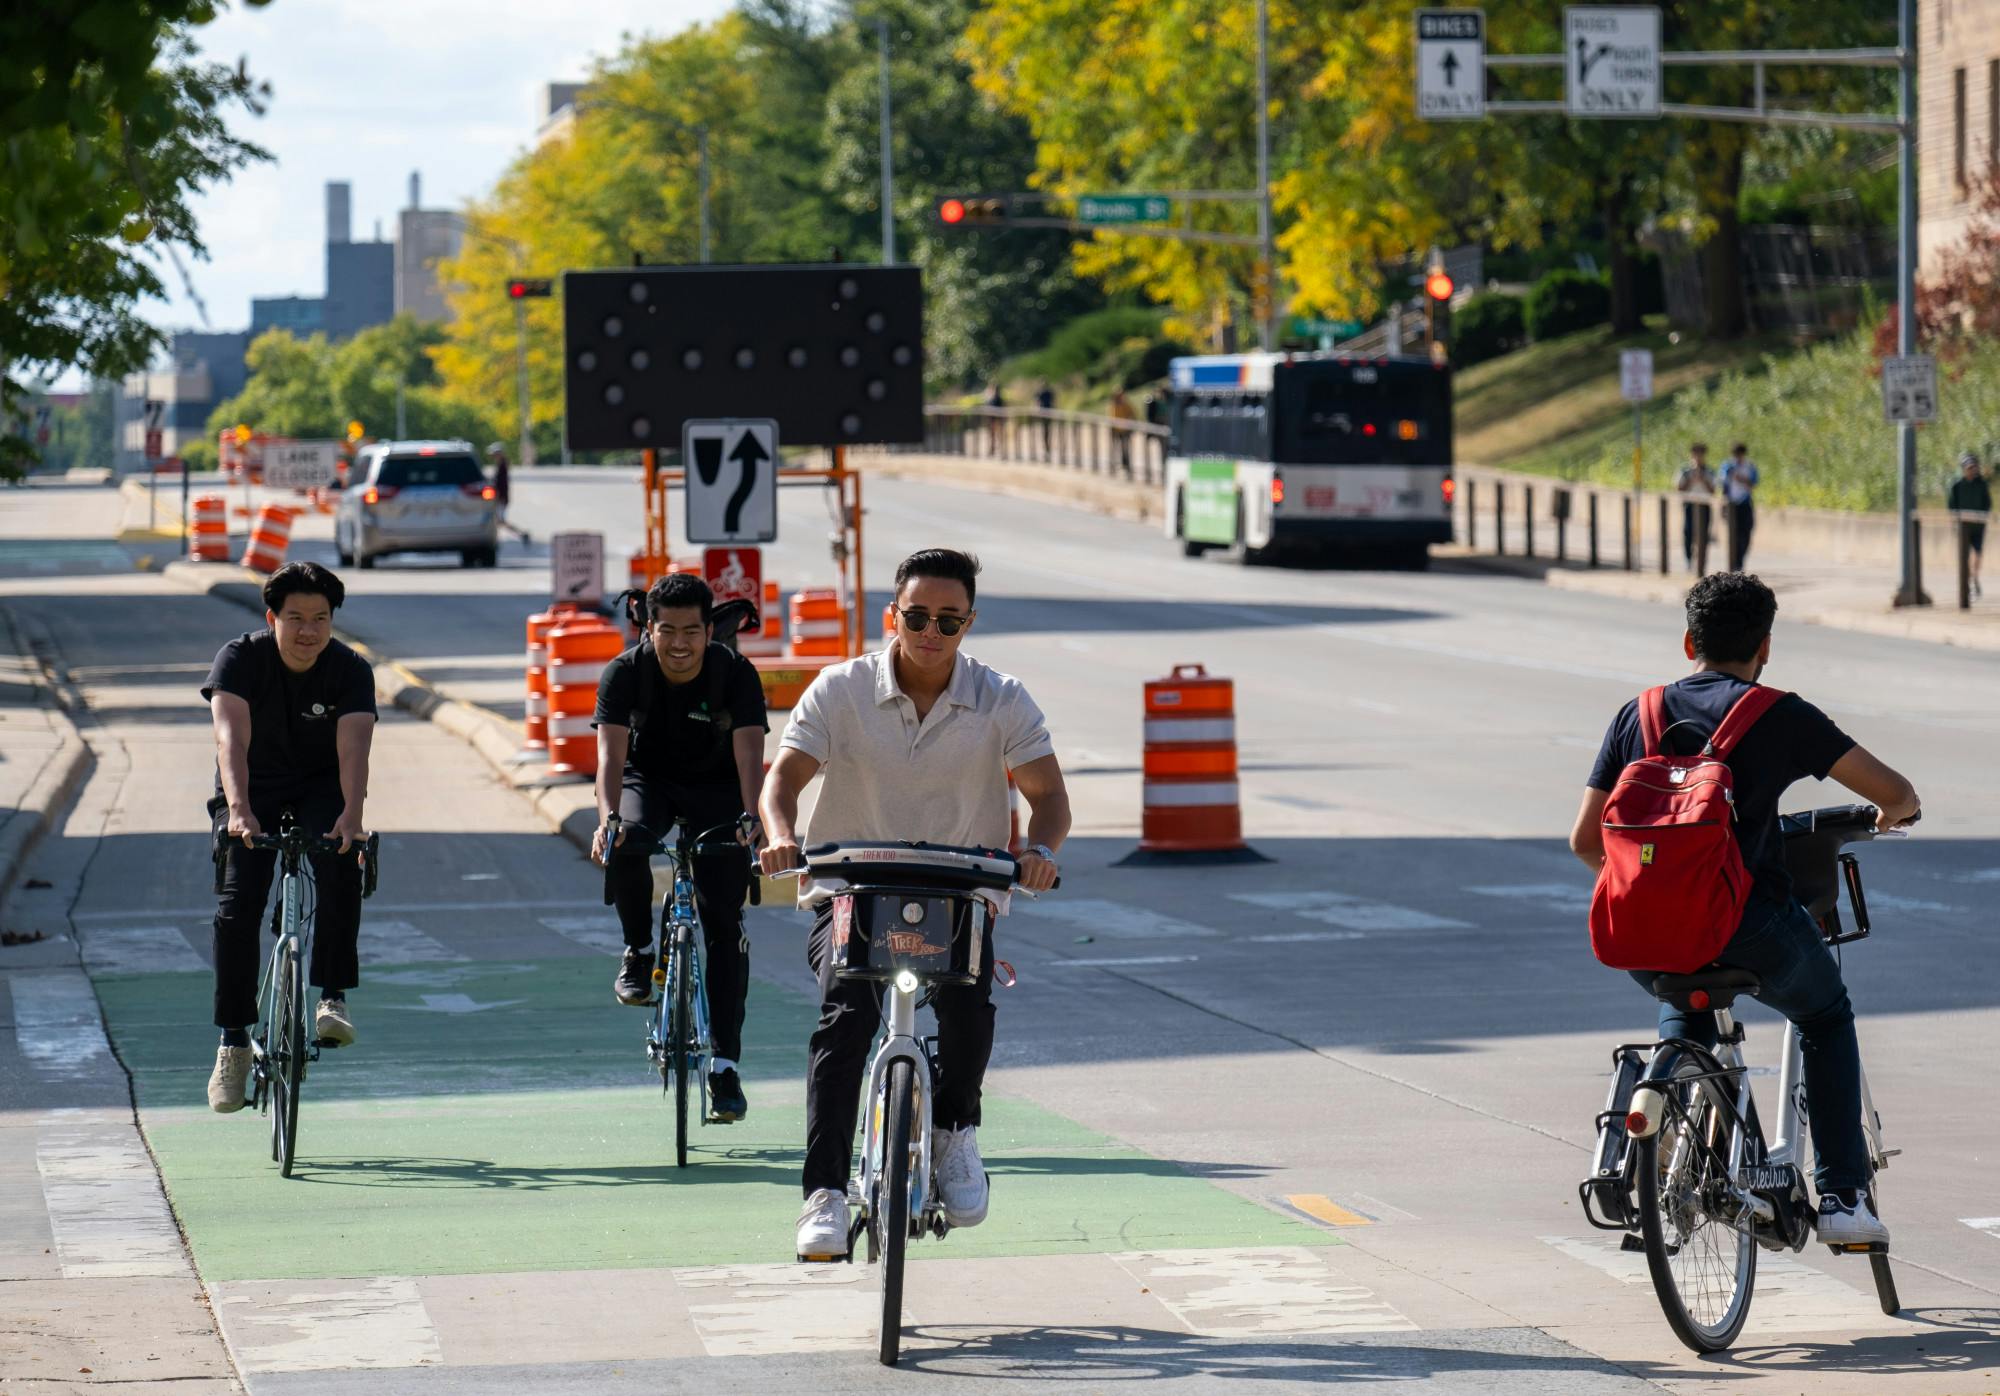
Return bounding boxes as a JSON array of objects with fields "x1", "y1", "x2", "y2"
[{"x1": 336, "y1": 440, "x2": 499, "y2": 569}]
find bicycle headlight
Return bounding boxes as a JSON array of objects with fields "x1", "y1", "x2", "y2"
[{"x1": 895, "y1": 970, "x2": 918, "y2": 994}]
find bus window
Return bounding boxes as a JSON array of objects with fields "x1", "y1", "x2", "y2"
[{"x1": 1276, "y1": 365, "x2": 1448, "y2": 466}]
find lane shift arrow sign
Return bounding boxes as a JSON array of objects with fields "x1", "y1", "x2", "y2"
[{"x1": 724, "y1": 429, "x2": 770, "y2": 536}]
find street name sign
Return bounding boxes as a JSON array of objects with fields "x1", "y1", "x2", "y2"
[
  {"x1": 1077, "y1": 195, "x2": 1171, "y2": 224},
  {"x1": 1619, "y1": 349, "x2": 1654, "y2": 402},
  {"x1": 1416, "y1": 10, "x2": 1485, "y2": 121},
  {"x1": 1565, "y1": 6, "x2": 1660, "y2": 118},
  {"x1": 1881, "y1": 354, "x2": 1938, "y2": 424},
  {"x1": 1290, "y1": 316, "x2": 1365, "y2": 340},
  {"x1": 683, "y1": 419, "x2": 778, "y2": 545},
  {"x1": 550, "y1": 530, "x2": 605, "y2": 604},
  {"x1": 263, "y1": 440, "x2": 340, "y2": 490}
]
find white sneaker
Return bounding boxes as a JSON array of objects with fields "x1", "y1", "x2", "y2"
[
  {"x1": 314, "y1": 998, "x2": 355, "y2": 1046},
  {"x1": 933, "y1": 1125, "x2": 989, "y2": 1228},
  {"x1": 207, "y1": 1045, "x2": 251, "y2": 1113},
  {"x1": 1818, "y1": 1189, "x2": 1890, "y2": 1247},
  {"x1": 797, "y1": 1187, "x2": 850, "y2": 1260}
]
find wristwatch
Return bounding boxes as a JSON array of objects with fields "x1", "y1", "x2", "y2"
[{"x1": 1025, "y1": 843, "x2": 1057, "y2": 866}]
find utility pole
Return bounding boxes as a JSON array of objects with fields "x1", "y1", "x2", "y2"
[
  {"x1": 1894, "y1": 0, "x2": 1923, "y2": 606},
  {"x1": 879, "y1": 19, "x2": 896, "y2": 264},
  {"x1": 697, "y1": 126, "x2": 712, "y2": 264},
  {"x1": 1255, "y1": 0, "x2": 1274, "y2": 351},
  {"x1": 514, "y1": 296, "x2": 534, "y2": 466}
]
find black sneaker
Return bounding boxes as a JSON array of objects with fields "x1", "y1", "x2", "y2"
[
  {"x1": 614, "y1": 948, "x2": 653, "y2": 1006},
  {"x1": 708, "y1": 1067, "x2": 747, "y2": 1122}
]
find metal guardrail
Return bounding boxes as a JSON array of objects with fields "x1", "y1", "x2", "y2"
[{"x1": 896, "y1": 406, "x2": 1170, "y2": 487}]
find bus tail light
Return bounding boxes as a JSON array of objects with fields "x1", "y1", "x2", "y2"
[
  {"x1": 1397, "y1": 419, "x2": 1420, "y2": 441},
  {"x1": 1270, "y1": 475, "x2": 1286, "y2": 505},
  {"x1": 1362, "y1": 422, "x2": 1377, "y2": 437}
]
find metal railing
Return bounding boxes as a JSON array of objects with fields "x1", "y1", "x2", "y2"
[{"x1": 901, "y1": 406, "x2": 1170, "y2": 487}]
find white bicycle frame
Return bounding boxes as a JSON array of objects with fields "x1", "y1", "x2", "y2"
[{"x1": 852, "y1": 974, "x2": 937, "y2": 1232}]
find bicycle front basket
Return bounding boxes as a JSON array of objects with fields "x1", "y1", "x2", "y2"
[{"x1": 831, "y1": 886, "x2": 986, "y2": 985}]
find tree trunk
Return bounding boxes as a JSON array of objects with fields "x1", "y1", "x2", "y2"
[
  {"x1": 1605, "y1": 175, "x2": 1641, "y2": 336},
  {"x1": 1697, "y1": 129, "x2": 1749, "y2": 340}
]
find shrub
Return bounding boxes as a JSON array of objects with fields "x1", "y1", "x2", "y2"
[
  {"x1": 1525, "y1": 269, "x2": 1611, "y2": 341},
  {"x1": 1453, "y1": 293, "x2": 1526, "y2": 367},
  {"x1": 1009, "y1": 306, "x2": 1166, "y2": 382}
]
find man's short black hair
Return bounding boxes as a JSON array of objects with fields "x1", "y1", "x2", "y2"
[
  {"x1": 647, "y1": 572, "x2": 713, "y2": 625},
  {"x1": 1685, "y1": 571, "x2": 1776, "y2": 664},
  {"x1": 894, "y1": 548, "x2": 979, "y2": 607},
  {"x1": 263, "y1": 561, "x2": 344, "y2": 615}
]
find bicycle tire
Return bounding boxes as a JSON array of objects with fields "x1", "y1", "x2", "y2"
[
  {"x1": 672, "y1": 931, "x2": 692, "y2": 1170},
  {"x1": 1635, "y1": 1048, "x2": 1755, "y2": 1352},
  {"x1": 272, "y1": 943, "x2": 304, "y2": 1178},
  {"x1": 877, "y1": 1057, "x2": 915, "y2": 1367}
]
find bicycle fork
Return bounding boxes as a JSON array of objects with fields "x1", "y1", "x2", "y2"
[{"x1": 850, "y1": 984, "x2": 937, "y2": 1255}]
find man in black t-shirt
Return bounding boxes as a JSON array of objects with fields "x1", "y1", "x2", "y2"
[
  {"x1": 591, "y1": 573, "x2": 768, "y2": 1121},
  {"x1": 201, "y1": 562, "x2": 377, "y2": 1113},
  {"x1": 1569, "y1": 572, "x2": 1920, "y2": 1248}
]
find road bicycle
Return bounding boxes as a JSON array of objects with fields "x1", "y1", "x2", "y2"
[
  {"x1": 1580, "y1": 803, "x2": 1909, "y2": 1352},
  {"x1": 239, "y1": 817, "x2": 380, "y2": 1179},
  {"x1": 788, "y1": 841, "x2": 1048, "y2": 1366},
  {"x1": 605, "y1": 815, "x2": 754, "y2": 1168}
]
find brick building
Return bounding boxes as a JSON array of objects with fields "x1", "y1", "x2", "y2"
[{"x1": 1920, "y1": 0, "x2": 2000, "y2": 272}]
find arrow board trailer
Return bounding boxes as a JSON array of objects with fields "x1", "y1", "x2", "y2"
[
  {"x1": 1163, "y1": 353, "x2": 1454, "y2": 569},
  {"x1": 683, "y1": 419, "x2": 779, "y2": 544},
  {"x1": 1416, "y1": 10, "x2": 1485, "y2": 120}
]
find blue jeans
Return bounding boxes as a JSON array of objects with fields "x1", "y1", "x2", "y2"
[{"x1": 1629, "y1": 895, "x2": 1867, "y2": 1193}]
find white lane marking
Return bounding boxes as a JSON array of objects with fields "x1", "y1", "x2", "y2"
[
  {"x1": 382, "y1": 993, "x2": 527, "y2": 1015},
  {"x1": 539, "y1": 914, "x2": 625, "y2": 955},
  {"x1": 1950, "y1": 869, "x2": 2000, "y2": 884},
  {"x1": 675, "y1": 1263, "x2": 873, "y2": 1357},
  {"x1": 36, "y1": 1112, "x2": 188, "y2": 1279},
  {"x1": 1349, "y1": 697, "x2": 1400, "y2": 714},
  {"x1": 460, "y1": 873, "x2": 500, "y2": 881},
  {"x1": 1469, "y1": 882, "x2": 1593, "y2": 913},
  {"x1": 1865, "y1": 892, "x2": 1959, "y2": 913},
  {"x1": 1962, "y1": 1217, "x2": 2000, "y2": 1240},
  {"x1": 11, "y1": 971, "x2": 112, "y2": 1078},
  {"x1": 357, "y1": 920, "x2": 466, "y2": 965},
  {"x1": 214, "y1": 1277, "x2": 443, "y2": 1372},
  {"x1": 1114, "y1": 1247, "x2": 1416, "y2": 1335},
  {"x1": 1230, "y1": 891, "x2": 1470, "y2": 932},
  {"x1": 1012, "y1": 897, "x2": 1219, "y2": 939},
  {"x1": 1052, "y1": 955, "x2": 1200, "y2": 968},
  {"x1": 78, "y1": 925, "x2": 206, "y2": 975},
  {"x1": 1249, "y1": 930, "x2": 1368, "y2": 943},
  {"x1": 1542, "y1": 1234, "x2": 1873, "y2": 1332},
  {"x1": 73, "y1": 897, "x2": 612, "y2": 924},
  {"x1": 371, "y1": 963, "x2": 538, "y2": 988}
]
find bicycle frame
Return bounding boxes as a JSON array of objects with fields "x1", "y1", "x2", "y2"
[
  {"x1": 852, "y1": 979, "x2": 938, "y2": 1239},
  {"x1": 646, "y1": 846, "x2": 715, "y2": 1095},
  {"x1": 250, "y1": 848, "x2": 317, "y2": 1094}
]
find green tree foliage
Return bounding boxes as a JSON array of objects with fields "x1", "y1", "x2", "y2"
[
  {"x1": 1453, "y1": 293, "x2": 1526, "y2": 368},
  {"x1": 1, "y1": 0, "x2": 272, "y2": 474},
  {"x1": 1524, "y1": 270, "x2": 1610, "y2": 342}
]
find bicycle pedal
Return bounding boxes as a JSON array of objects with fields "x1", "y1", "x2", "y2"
[
  {"x1": 796, "y1": 1251, "x2": 848, "y2": 1264},
  {"x1": 1829, "y1": 1241, "x2": 1887, "y2": 1255},
  {"x1": 1619, "y1": 1234, "x2": 1645, "y2": 1253}
]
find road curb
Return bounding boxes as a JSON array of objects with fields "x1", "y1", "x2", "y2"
[
  {"x1": 0, "y1": 605, "x2": 96, "y2": 911},
  {"x1": 158, "y1": 561, "x2": 602, "y2": 857}
]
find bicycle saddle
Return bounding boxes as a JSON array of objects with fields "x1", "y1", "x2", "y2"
[{"x1": 1649, "y1": 967, "x2": 1761, "y2": 1013}]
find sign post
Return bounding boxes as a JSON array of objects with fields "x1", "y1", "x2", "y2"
[
  {"x1": 550, "y1": 531, "x2": 605, "y2": 606},
  {"x1": 1564, "y1": 6, "x2": 1661, "y2": 118},
  {"x1": 682, "y1": 419, "x2": 779, "y2": 545},
  {"x1": 1621, "y1": 349, "x2": 1654, "y2": 546},
  {"x1": 1416, "y1": 10, "x2": 1486, "y2": 120}
]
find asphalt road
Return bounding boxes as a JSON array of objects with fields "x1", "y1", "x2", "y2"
[{"x1": 6, "y1": 472, "x2": 1999, "y2": 1393}]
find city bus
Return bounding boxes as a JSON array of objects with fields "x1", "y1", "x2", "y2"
[{"x1": 1163, "y1": 352, "x2": 1454, "y2": 567}]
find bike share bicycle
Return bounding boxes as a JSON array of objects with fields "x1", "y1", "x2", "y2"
[
  {"x1": 1579, "y1": 804, "x2": 1910, "y2": 1352},
  {"x1": 219, "y1": 814, "x2": 380, "y2": 1178},
  {"x1": 782, "y1": 840, "x2": 1050, "y2": 1367},
  {"x1": 605, "y1": 814, "x2": 758, "y2": 1168}
]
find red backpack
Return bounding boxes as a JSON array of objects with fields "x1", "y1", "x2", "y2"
[{"x1": 1588, "y1": 684, "x2": 1785, "y2": 973}]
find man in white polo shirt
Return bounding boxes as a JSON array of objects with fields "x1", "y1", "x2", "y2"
[{"x1": 760, "y1": 548, "x2": 1071, "y2": 1261}]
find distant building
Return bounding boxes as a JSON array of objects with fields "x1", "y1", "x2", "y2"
[
  {"x1": 537, "y1": 81, "x2": 584, "y2": 146},
  {"x1": 115, "y1": 329, "x2": 251, "y2": 472},
  {"x1": 252, "y1": 295, "x2": 324, "y2": 337},
  {"x1": 324, "y1": 180, "x2": 395, "y2": 340},
  {"x1": 1920, "y1": 0, "x2": 2000, "y2": 271},
  {"x1": 395, "y1": 171, "x2": 466, "y2": 323}
]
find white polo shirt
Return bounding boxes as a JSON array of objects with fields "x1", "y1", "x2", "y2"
[{"x1": 778, "y1": 646, "x2": 1054, "y2": 893}]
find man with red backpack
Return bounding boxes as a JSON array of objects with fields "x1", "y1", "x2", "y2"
[{"x1": 1568, "y1": 572, "x2": 1920, "y2": 1247}]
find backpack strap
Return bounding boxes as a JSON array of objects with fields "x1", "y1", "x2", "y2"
[
  {"x1": 1703, "y1": 684, "x2": 1786, "y2": 758},
  {"x1": 1637, "y1": 686, "x2": 1669, "y2": 757}
]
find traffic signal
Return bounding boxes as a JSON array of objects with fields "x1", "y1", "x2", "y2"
[
  {"x1": 506, "y1": 278, "x2": 555, "y2": 299},
  {"x1": 1424, "y1": 266, "x2": 1453, "y2": 361},
  {"x1": 936, "y1": 197, "x2": 1005, "y2": 226}
]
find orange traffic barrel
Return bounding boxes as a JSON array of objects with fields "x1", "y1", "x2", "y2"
[
  {"x1": 1118, "y1": 664, "x2": 1267, "y2": 865},
  {"x1": 190, "y1": 495, "x2": 232, "y2": 562},
  {"x1": 882, "y1": 603, "x2": 897, "y2": 640},
  {"x1": 546, "y1": 619, "x2": 622, "y2": 777},
  {"x1": 738, "y1": 579, "x2": 785, "y2": 657},
  {"x1": 242, "y1": 504, "x2": 296, "y2": 573},
  {"x1": 790, "y1": 588, "x2": 844, "y2": 658},
  {"x1": 523, "y1": 603, "x2": 580, "y2": 752}
]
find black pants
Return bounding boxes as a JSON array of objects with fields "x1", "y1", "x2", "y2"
[
  {"x1": 607, "y1": 778, "x2": 751, "y2": 1063},
  {"x1": 801, "y1": 903, "x2": 996, "y2": 1198},
  {"x1": 210, "y1": 787, "x2": 362, "y2": 1029},
  {"x1": 1682, "y1": 501, "x2": 1713, "y2": 565},
  {"x1": 1729, "y1": 499, "x2": 1755, "y2": 570}
]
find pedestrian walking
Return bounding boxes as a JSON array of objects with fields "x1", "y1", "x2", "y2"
[
  {"x1": 486, "y1": 443, "x2": 528, "y2": 545},
  {"x1": 1034, "y1": 381, "x2": 1055, "y2": 458},
  {"x1": 1723, "y1": 442, "x2": 1759, "y2": 571},
  {"x1": 1109, "y1": 387, "x2": 1137, "y2": 477},
  {"x1": 984, "y1": 381, "x2": 1006, "y2": 453},
  {"x1": 1675, "y1": 442, "x2": 1718, "y2": 572},
  {"x1": 1950, "y1": 451, "x2": 1992, "y2": 598}
]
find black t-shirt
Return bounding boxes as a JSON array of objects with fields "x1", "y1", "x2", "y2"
[
  {"x1": 202, "y1": 631, "x2": 377, "y2": 803},
  {"x1": 1587, "y1": 671, "x2": 1856, "y2": 906},
  {"x1": 593, "y1": 641, "x2": 768, "y2": 788}
]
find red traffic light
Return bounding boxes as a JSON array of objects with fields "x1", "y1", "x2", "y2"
[
  {"x1": 509, "y1": 280, "x2": 528, "y2": 298},
  {"x1": 505, "y1": 278, "x2": 554, "y2": 299},
  {"x1": 1424, "y1": 271, "x2": 1455, "y2": 302},
  {"x1": 939, "y1": 199, "x2": 966, "y2": 225}
]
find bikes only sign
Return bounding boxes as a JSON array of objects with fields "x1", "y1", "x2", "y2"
[{"x1": 703, "y1": 546, "x2": 763, "y2": 608}]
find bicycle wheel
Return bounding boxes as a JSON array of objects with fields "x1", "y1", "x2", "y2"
[
  {"x1": 876, "y1": 1057, "x2": 915, "y2": 1367},
  {"x1": 270, "y1": 942, "x2": 304, "y2": 1178},
  {"x1": 1635, "y1": 1049, "x2": 1755, "y2": 1352},
  {"x1": 671, "y1": 931, "x2": 693, "y2": 1169}
]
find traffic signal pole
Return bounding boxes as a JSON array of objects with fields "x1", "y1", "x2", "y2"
[
  {"x1": 1255, "y1": 0, "x2": 1275, "y2": 351},
  {"x1": 514, "y1": 296, "x2": 533, "y2": 466},
  {"x1": 1894, "y1": 0, "x2": 1923, "y2": 607}
]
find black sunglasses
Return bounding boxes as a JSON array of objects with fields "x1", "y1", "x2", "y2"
[{"x1": 896, "y1": 608, "x2": 970, "y2": 637}]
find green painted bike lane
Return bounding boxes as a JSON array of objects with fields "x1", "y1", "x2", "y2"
[{"x1": 96, "y1": 953, "x2": 1333, "y2": 1284}]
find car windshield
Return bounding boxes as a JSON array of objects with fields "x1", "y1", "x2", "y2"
[{"x1": 377, "y1": 454, "x2": 482, "y2": 488}]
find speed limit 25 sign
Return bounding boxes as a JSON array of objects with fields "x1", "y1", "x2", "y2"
[{"x1": 1881, "y1": 355, "x2": 1938, "y2": 424}]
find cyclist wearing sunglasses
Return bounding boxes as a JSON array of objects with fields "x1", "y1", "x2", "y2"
[{"x1": 761, "y1": 548, "x2": 1071, "y2": 1261}]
